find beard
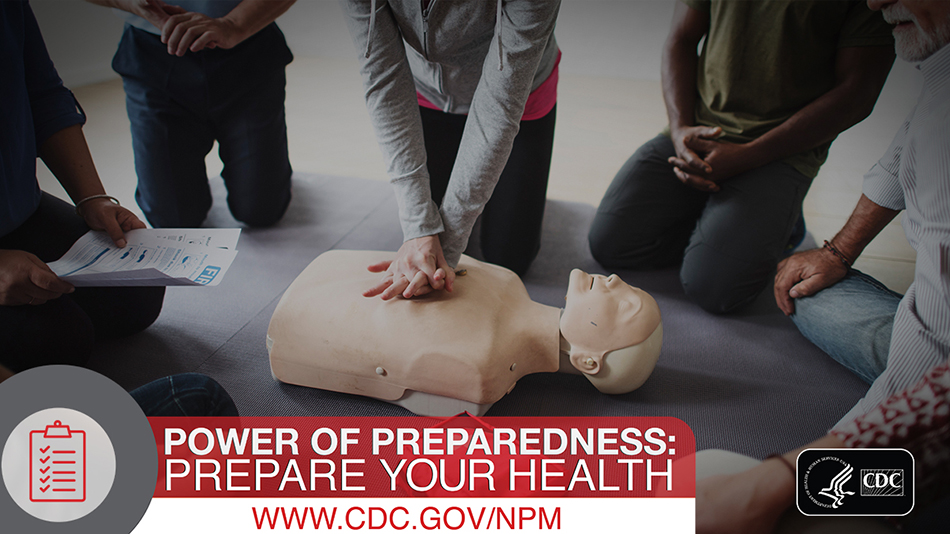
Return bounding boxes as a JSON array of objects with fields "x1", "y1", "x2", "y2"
[{"x1": 882, "y1": 4, "x2": 950, "y2": 62}]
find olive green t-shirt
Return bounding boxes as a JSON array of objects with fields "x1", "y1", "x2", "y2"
[{"x1": 681, "y1": 0, "x2": 893, "y2": 178}]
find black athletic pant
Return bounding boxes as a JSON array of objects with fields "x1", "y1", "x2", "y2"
[
  {"x1": 419, "y1": 104, "x2": 556, "y2": 276},
  {"x1": 589, "y1": 135, "x2": 812, "y2": 314},
  {"x1": 0, "y1": 194, "x2": 165, "y2": 372}
]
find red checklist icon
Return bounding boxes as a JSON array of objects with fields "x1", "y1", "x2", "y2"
[{"x1": 29, "y1": 421, "x2": 85, "y2": 502}]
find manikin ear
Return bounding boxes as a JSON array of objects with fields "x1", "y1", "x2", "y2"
[{"x1": 569, "y1": 350, "x2": 604, "y2": 375}]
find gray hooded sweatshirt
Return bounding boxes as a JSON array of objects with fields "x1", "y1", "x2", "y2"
[{"x1": 340, "y1": 0, "x2": 561, "y2": 267}]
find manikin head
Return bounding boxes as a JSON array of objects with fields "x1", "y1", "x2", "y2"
[
  {"x1": 869, "y1": 0, "x2": 950, "y2": 61},
  {"x1": 560, "y1": 269, "x2": 662, "y2": 395}
]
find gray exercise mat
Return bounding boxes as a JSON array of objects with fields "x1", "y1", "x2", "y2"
[{"x1": 87, "y1": 173, "x2": 870, "y2": 459}]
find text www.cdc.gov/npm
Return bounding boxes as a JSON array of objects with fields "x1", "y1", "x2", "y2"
[{"x1": 252, "y1": 506, "x2": 561, "y2": 530}]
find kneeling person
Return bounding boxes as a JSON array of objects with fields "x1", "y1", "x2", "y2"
[
  {"x1": 1, "y1": 2, "x2": 165, "y2": 371},
  {"x1": 589, "y1": 0, "x2": 894, "y2": 313}
]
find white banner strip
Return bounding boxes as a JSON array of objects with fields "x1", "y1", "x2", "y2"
[{"x1": 133, "y1": 497, "x2": 694, "y2": 533}]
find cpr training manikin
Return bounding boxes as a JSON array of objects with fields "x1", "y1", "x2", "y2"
[{"x1": 267, "y1": 250, "x2": 662, "y2": 416}]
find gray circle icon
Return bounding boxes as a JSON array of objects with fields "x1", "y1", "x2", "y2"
[
  {"x1": 2, "y1": 408, "x2": 117, "y2": 522},
  {"x1": 0, "y1": 366, "x2": 157, "y2": 534}
]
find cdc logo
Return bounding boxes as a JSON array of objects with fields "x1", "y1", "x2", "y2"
[
  {"x1": 796, "y1": 448, "x2": 914, "y2": 516},
  {"x1": 860, "y1": 469, "x2": 903, "y2": 497}
]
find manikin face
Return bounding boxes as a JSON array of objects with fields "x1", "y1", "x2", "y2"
[
  {"x1": 560, "y1": 269, "x2": 661, "y2": 370},
  {"x1": 869, "y1": 0, "x2": 950, "y2": 61}
]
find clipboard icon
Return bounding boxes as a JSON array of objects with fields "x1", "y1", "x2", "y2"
[{"x1": 29, "y1": 421, "x2": 86, "y2": 502}]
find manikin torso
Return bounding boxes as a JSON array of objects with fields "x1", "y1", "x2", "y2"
[{"x1": 268, "y1": 250, "x2": 661, "y2": 416}]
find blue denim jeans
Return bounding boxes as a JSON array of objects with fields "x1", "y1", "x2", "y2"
[
  {"x1": 791, "y1": 269, "x2": 903, "y2": 384},
  {"x1": 130, "y1": 373, "x2": 238, "y2": 417},
  {"x1": 112, "y1": 25, "x2": 293, "y2": 228}
]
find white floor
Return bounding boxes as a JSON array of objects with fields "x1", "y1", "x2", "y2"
[{"x1": 38, "y1": 56, "x2": 917, "y2": 293}]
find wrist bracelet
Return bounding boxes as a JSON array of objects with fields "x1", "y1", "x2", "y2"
[
  {"x1": 75, "y1": 194, "x2": 119, "y2": 217},
  {"x1": 823, "y1": 240, "x2": 852, "y2": 268},
  {"x1": 765, "y1": 454, "x2": 796, "y2": 478}
]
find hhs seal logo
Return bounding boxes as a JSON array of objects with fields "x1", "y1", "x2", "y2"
[
  {"x1": 796, "y1": 449, "x2": 914, "y2": 516},
  {"x1": 802, "y1": 456, "x2": 854, "y2": 509},
  {"x1": 815, "y1": 459, "x2": 854, "y2": 508}
]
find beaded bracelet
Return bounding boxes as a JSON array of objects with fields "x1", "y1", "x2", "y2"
[
  {"x1": 823, "y1": 240, "x2": 852, "y2": 268},
  {"x1": 75, "y1": 194, "x2": 120, "y2": 217}
]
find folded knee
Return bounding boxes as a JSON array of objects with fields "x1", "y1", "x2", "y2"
[
  {"x1": 228, "y1": 192, "x2": 290, "y2": 228},
  {"x1": 132, "y1": 373, "x2": 238, "y2": 417},
  {"x1": 588, "y1": 218, "x2": 642, "y2": 269},
  {"x1": 163, "y1": 373, "x2": 239, "y2": 417},
  {"x1": 680, "y1": 263, "x2": 765, "y2": 315},
  {"x1": 588, "y1": 223, "x2": 667, "y2": 270},
  {"x1": 482, "y1": 247, "x2": 538, "y2": 277},
  {"x1": 2, "y1": 306, "x2": 94, "y2": 372},
  {"x1": 122, "y1": 287, "x2": 165, "y2": 334},
  {"x1": 97, "y1": 287, "x2": 165, "y2": 339},
  {"x1": 588, "y1": 222, "x2": 621, "y2": 267},
  {"x1": 142, "y1": 207, "x2": 208, "y2": 229}
]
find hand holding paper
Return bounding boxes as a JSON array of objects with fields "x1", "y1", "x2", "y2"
[{"x1": 48, "y1": 229, "x2": 241, "y2": 287}]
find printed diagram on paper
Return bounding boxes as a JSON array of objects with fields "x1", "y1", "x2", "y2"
[
  {"x1": 29, "y1": 421, "x2": 85, "y2": 502},
  {"x1": 48, "y1": 229, "x2": 240, "y2": 287}
]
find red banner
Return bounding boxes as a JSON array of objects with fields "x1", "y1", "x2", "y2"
[{"x1": 150, "y1": 416, "x2": 695, "y2": 499}]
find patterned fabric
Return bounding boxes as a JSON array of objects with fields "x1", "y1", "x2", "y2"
[{"x1": 831, "y1": 363, "x2": 950, "y2": 508}]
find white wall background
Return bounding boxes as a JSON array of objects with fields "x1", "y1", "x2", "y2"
[
  {"x1": 31, "y1": 0, "x2": 918, "y2": 109},
  {"x1": 33, "y1": 0, "x2": 678, "y2": 85}
]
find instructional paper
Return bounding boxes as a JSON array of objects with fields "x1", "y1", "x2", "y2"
[{"x1": 48, "y1": 229, "x2": 240, "y2": 287}]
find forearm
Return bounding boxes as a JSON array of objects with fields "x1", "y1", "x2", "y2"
[
  {"x1": 221, "y1": 0, "x2": 296, "y2": 43},
  {"x1": 662, "y1": 46, "x2": 698, "y2": 131},
  {"x1": 84, "y1": 0, "x2": 131, "y2": 9},
  {"x1": 697, "y1": 433, "x2": 846, "y2": 534},
  {"x1": 661, "y1": 4, "x2": 704, "y2": 131},
  {"x1": 747, "y1": 85, "x2": 878, "y2": 166},
  {"x1": 829, "y1": 194, "x2": 899, "y2": 263},
  {"x1": 782, "y1": 434, "x2": 846, "y2": 467},
  {"x1": 37, "y1": 124, "x2": 107, "y2": 204},
  {"x1": 746, "y1": 46, "x2": 894, "y2": 165},
  {"x1": 762, "y1": 434, "x2": 847, "y2": 514}
]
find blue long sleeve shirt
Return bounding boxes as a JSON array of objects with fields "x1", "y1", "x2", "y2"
[{"x1": 1, "y1": 0, "x2": 85, "y2": 237}]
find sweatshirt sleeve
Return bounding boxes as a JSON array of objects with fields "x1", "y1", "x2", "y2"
[
  {"x1": 339, "y1": 0, "x2": 445, "y2": 243},
  {"x1": 437, "y1": 0, "x2": 561, "y2": 266}
]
